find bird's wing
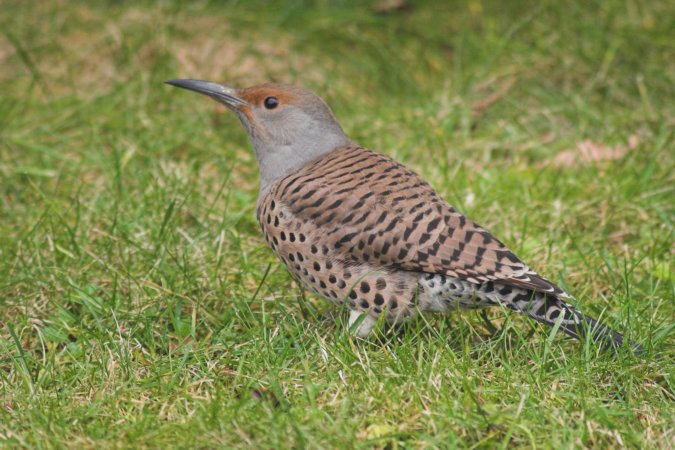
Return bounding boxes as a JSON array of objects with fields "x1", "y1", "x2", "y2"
[{"x1": 276, "y1": 145, "x2": 562, "y2": 294}]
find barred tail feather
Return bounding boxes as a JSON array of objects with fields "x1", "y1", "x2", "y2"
[{"x1": 496, "y1": 283, "x2": 642, "y2": 354}]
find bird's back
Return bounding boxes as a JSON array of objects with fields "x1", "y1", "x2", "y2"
[{"x1": 260, "y1": 145, "x2": 545, "y2": 287}]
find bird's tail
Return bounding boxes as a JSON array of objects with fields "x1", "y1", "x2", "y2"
[{"x1": 496, "y1": 284, "x2": 642, "y2": 354}]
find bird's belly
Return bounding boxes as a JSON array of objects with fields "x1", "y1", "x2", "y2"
[
  {"x1": 257, "y1": 201, "x2": 421, "y2": 320},
  {"x1": 418, "y1": 273, "x2": 498, "y2": 312}
]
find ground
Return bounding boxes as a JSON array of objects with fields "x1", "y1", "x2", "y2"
[{"x1": 0, "y1": 0, "x2": 673, "y2": 448}]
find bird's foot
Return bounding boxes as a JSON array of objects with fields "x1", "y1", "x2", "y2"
[{"x1": 348, "y1": 310, "x2": 377, "y2": 338}]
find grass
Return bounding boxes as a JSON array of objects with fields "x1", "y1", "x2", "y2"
[{"x1": 0, "y1": 0, "x2": 673, "y2": 448}]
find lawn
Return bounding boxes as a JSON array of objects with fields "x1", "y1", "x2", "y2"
[{"x1": 1, "y1": 0, "x2": 673, "y2": 448}]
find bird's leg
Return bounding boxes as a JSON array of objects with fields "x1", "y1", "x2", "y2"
[{"x1": 348, "y1": 310, "x2": 376, "y2": 338}]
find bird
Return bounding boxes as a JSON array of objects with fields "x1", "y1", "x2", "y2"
[{"x1": 167, "y1": 79, "x2": 639, "y2": 353}]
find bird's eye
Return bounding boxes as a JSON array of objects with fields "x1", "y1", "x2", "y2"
[{"x1": 264, "y1": 96, "x2": 279, "y2": 110}]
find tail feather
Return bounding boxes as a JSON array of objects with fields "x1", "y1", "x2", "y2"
[{"x1": 494, "y1": 283, "x2": 642, "y2": 354}]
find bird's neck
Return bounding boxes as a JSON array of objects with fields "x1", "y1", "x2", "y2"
[{"x1": 254, "y1": 134, "x2": 353, "y2": 198}]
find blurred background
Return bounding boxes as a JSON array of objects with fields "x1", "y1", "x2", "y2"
[{"x1": 0, "y1": 0, "x2": 673, "y2": 448}]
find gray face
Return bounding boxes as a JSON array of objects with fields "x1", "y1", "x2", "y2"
[{"x1": 166, "y1": 80, "x2": 352, "y2": 195}]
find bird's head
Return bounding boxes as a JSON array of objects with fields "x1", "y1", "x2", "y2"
[{"x1": 166, "y1": 79, "x2": 351, "y2": 192}]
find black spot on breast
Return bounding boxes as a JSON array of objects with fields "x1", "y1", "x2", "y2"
[
  {"x1": 360, "y1": 282, "x2": 370, "y2": 293},
  {"x1": 313, "y1": 262, "x2": 321, "y2": 271},
  {"x1": 376, "y1": 278, "x2": 387, "y2": 289},
  {"x1": 374, "y1": 294, "x2": 384, "y2": 305},
  {"x1": 280, "y1": 232, "x2": 286, "y2": 241},
  {"x1": 349, "y1": 290, "x2": 357, "y2": 299}
]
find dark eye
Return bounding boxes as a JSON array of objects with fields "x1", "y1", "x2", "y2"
[{"x1": 264, "y1": 96, "x2": 279, "y2": 109}]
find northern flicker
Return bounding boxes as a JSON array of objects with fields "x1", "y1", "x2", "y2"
[{"x1": 167, "y1": 79, "x2": 639, "y2": 352}]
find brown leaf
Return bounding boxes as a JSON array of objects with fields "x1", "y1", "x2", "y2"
[
  {"x1": 374, "y1": 0, "x2": 410, "y2": 14},
  {"x1": 543, "y1": 135, "x2": 639, "y2": 168}
]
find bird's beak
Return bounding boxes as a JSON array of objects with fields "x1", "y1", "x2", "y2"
[{"x1": 165, "y1": 79, "x2": 247, "y2": 109}]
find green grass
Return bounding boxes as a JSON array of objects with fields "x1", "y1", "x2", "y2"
[{"x1": 1, "y1": 0, "x2": 673, "y2": 448}]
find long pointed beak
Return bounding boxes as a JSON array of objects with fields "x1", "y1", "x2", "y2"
[{"x1": 165, "y1": 79, "x2": 247, "y2": 108}]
